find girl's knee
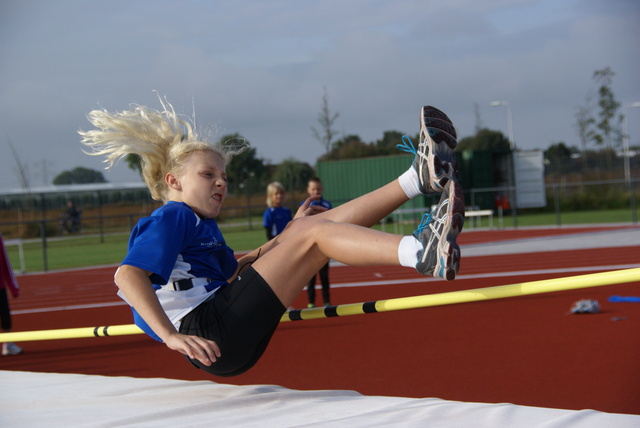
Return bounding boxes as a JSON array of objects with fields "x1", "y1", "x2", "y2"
[
  {"x1": 292, "y1": 216, "x2": 332, "y2": 234},
  {"x1": 276, "y1": 216, "x2": 333, "y2": 245}
]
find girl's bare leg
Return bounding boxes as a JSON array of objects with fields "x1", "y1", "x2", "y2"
[
  {"x1": 314, "y1": 179, "x2": 408, "y2": 228},
  {"x1": 243, "y1": 177, "x2": 411, "y2": 305},
  {"x1": 245, "y1": 105, "x2": 464, "y2": 305},
  {"x1": 250, "y1": 216, "x2": 402, "y2": 307},
  {"x1": 314, "y1": 106, "x2": 460, "y2": 228}
]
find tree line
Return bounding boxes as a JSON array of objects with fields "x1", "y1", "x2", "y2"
[{"x1": 49, "y1": 67, "x2": 632, "y2": 190}]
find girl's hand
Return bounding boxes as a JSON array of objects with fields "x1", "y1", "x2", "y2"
[
  {"x1": 295, "y1": 195, "x2": 327, "y2": 219},
  {"x1": 164, "y1": 332, "x2": 221, "y2": 366}
]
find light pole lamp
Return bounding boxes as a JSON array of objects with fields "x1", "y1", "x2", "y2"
[
  {"x1": 490, "y1": 100, "x2": 515, "y2": 150},
  {"x1": 623, "y1": 102, "x2": 640, "y2": 183}
]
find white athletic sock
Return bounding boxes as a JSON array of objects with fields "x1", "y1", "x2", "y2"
[
  {"x1": 398, "y1": 235, "x2": 422, "y2": 268},
  {"x1": 398, "y1": 167, "x2": 421, "y2": 199}
]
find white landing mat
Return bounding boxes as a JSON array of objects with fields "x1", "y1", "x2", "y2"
[{"x1": 0, "y1": 370, "x2": 637, "y2": 427}]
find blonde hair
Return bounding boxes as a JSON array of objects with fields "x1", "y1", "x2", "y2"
[
  {"x1": 266, "y1": 182, "x2": 286, "y2": 207},
  {"x1": 79, "y1": 95, "x2": 246, "y2": 202}
]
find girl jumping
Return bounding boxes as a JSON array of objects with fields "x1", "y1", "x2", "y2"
[{"x1": 80, "y1": 99, "x2": 465, "y2": 377}]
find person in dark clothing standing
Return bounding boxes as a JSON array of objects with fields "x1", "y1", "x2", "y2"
[
  {"x1": 304, "y1": 177, "x2": 333, "y2": 308},
  {"x1": 0, "y1": 234, "x2": 22, "y2": 356}
]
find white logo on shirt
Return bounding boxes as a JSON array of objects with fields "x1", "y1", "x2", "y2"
[{"x1": 200, "y1": 240, "x2": 220, "y2": 247}]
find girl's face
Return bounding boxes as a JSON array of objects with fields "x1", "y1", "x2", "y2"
[
  {"x1": 272, "y1": 190, "x2": 285, "y2": 207},
  {"x1": 168, "y1": 150, "x2": 228, "y2": 219}
]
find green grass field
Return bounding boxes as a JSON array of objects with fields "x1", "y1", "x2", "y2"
[{"x1": 4, "y1": 209, "x2": 637, "y2": 274}]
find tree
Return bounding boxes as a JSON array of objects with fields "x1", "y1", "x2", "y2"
[
  {"x1": 330, "y1": 139, "x2": 377, "y2": 161},
  {"x1": 7, "y1": 138, "x2": 30, "y2": 190},
  {"x1": 125, "y1": 154, "x2": 142, "y2": 177},
  {"x1": 53, "y1": 167, "x2": 107, "y2": 185},
  {"x1": 456, "y1": 128, "x2": 511, "y2": 152},
  {"x1": 544, "y1": 142, "x2": 576, "y2": 174},
  {"x1": 591, "y1": 67, "x2": 624, "y2": 168},
  {"x1": 375, "y1": 130, "x2": 410, "y2": 155},
  {"x1": 319, "y1": 134, "x2": 389, "y2": 161},
  {"x1": 219, "y1": 133, "x2": 267, "y2": 196},
  {"x1": 311, "y1": 88, "x2": 340, "y2": 154},
  {"x1": 272, "y1": 158, "x2": 314, "y2": 193},
  {"x1": 574, "y1": 92, "x2": 596, "y2": 172},
  {"x1": 473, "y1": 102, "x2": 483, "y2": 134}
]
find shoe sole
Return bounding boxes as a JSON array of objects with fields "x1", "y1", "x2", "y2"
[
  {"x1": 418, "y1": 106, "x2": 459, "y2": 193},
  {"x1": 435, "y1": 181, "x2": 465, "y2": 280},
  {"x1": 415, "y1": 181, "x2": 464, "y2": 280}
]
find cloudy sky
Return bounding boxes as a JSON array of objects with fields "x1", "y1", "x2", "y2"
[{"x1": 1, "y1": 0, "x2": 638, "y2": 191}]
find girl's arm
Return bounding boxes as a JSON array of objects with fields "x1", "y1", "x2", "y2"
[
  {"x1": 115, "y1": 264, "x2": 221, "y2": 366},
  {"x1": 294, "y1": 195, "x2": 326, "y2": 219}
]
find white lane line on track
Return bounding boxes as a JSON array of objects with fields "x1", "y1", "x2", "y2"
[
  {"x1": 12, "y1": 301, "x2": 127, "y2": 315},
  {"x1": 12, "y1": 263, "x2": 637, "y2": 315}
]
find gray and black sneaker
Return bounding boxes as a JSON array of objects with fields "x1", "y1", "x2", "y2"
[
  {"x1": 396, "y1": 106, "x2": 458, "y2": 193},
  {"x1": 413, "y1": 180, "x2": 465, "y2": 280}
]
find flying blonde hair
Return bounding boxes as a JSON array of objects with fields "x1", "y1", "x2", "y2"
[{"x1": 79, "y1": 94, "x2": 246, "y2": 202}]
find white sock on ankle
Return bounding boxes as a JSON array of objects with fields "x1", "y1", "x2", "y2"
[
  {"x1": 398, "y1": 167, "x2": 421, "y2": 199},
  {"x1": 398, "y1": 235, "x2": 422, "y2": 268}
]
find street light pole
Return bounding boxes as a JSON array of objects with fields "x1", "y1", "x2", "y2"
[
  {"x1": 490, "y1": 100, "x2": 517, "y2": 227},
  {"x1": 490, "y1": 100, "x2": 515, "y2": 150},
  {"x1": 623, "y1": 102, "x2": 640, "y2": 183}
]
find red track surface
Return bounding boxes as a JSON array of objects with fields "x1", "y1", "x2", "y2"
[{"x1": 1, "y1": 226, "x2": 639, "y2": 414}]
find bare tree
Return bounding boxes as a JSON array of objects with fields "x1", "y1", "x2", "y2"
[
  {"x1": 473, "y1": 102, "x2": 483, "y2": 134},
  {"x1": 574, "y1": 92, "x2": 596, "y2": 172},
  {"x1": 592, "y1": 67, "x2": 624, "y2": 169},
  {"x1": 36, "y1": 159, "x2": 55, "y2": 186},
  {"x1": 7, "y1": 138, "x2": 30, "y2": 190},
  {"x1": 311, "y1": 88, "x2": 340, "y2": 154}
]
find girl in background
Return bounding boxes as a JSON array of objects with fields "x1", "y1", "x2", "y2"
[{"x1": 263, "y1": 182, "x2": 292, "y2": 241}]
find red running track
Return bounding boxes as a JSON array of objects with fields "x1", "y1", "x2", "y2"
[{"x1": 1, "y1": 226, "x2": 639, "y2": 414}]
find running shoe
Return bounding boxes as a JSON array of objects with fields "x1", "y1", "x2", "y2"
[
  {"x1": 2, "y1": 342, "x2": 23, "y2": 356},
  {"x1": 396, "y1": 106, "x2": 458, "y2": 193},
  {"x1": 413, "y1": 180, "x2": 465, "y2": 280}
]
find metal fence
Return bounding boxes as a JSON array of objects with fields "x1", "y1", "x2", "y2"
[
  {"x1": 1, "y1": 179, "x2": 638, "y2": 272},
  {"x1": 465, "y1": 178, "x2": 638, "y2": 227}
]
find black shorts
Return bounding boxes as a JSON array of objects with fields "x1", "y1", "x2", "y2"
[{"x1": 179, "y1": 266, "x2": 286, "y2": 377}]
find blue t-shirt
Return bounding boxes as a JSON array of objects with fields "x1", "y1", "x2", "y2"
[
  {"x1": 121, "y1": 201, "x2": 238, "y2": 340},
  {"x1": 302, "y1": 197, "x2": 332, "y2": 210},
  {"x1": 263, "y1": 206, "x2": 292, "y2": 237}
]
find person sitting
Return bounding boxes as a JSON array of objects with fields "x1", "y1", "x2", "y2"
[{"x1": 61, "y1": 200, "x2": 81, "y2": 233}]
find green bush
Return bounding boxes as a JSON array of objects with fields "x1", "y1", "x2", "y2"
[{"x1": 547, "y1": 185, "x2": 635, "y2": 212}]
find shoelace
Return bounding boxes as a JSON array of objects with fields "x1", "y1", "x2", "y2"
[
  {"x1": 396, "y1": 135, "x2": 417, "y2": 155},
  {"x1": 413, "y1": 202, "x2": 449, "y2": 241},
  {"x1": 412, "y1": 212, "x2": 432, "y2": 240}
]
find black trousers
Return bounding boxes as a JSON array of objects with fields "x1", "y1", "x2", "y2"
[
  {"x1": 307, "y1": 262, "x2": 330, "y2": 305},
  {"x1": 0, "y1": 287, "x2": 12, "y2": 331}
]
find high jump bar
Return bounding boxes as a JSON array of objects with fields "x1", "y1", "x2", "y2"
[{"x1": 1, "y1": 267, "x2": 638, "y2": 342}]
